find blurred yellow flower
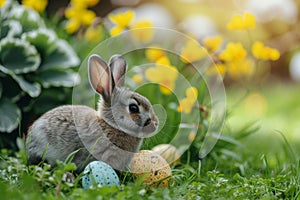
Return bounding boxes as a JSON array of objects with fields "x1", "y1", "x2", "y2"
[
  {"x1": 227, "y1": 58, "x2": 254, "y2": 80},
  {"x1": 65, "y1": 3, "x2": 96, "y2": 34},
  {"x1": 22, "y1": 0, "x2": 48, "y2": 13},
  {"x1": 65, "y1": 6, "x2": 96, "y2": 26},
  {"x1": 84, "y1": 25, "x2": 104, "y2": 43},
  {"x1": 177, "y1": 87, "x2": 198, "y2": 114},
  {"x1": 145, "y1": 46, "x2": 166, "y2": 62},
  {"x1": 108, "y1": 10, "x2": 155, "y2": 39},
  {"x1": 70, "y1": 0, "x2": 100, "y2": 8},
  {"x1": 251, "y1": 41, "x2": 280, "y2": 61},
  {"x1": 145, "y1": 56, "x2": 178, "y2": 95},
  {"x1": 109, "y1": 10, "x2": 135, "y2": 36},
  {"x1": 81, "y1": 11, "x2": 97, "y2": 26},
  {"x1": 219, "y1": 42, "x2": 247, "y2": 62},
  {"x1": 227, "y1": 12, "x2": 256, "y2": 30},
  {"x1": 181, "y1": 40, "x2": 207, "y2": 63},
  {"x1": 130, "y1": 20, "x2": 153, "y2": 42},
  {"x1": 0, "y1": 0, "x2": 6, "y2": 7},
  {"x1": 203, "y1": 35, "x2": 223, "y2": 52},
  {"x1": 206, "y1": 63, "x2": 226, "y2": 76},
  {"x1": 66, "y1": 19, "x2": 80, "y2": 34},
  {"x1": 109, "y1": 10, "x2": 134, "y2": 28},
  {"x1": 110, "y1": 26, "x2": 124, "y2": 37},
  {"x1": 132, "y1": 74, "x2": 143, "y2": 84}
]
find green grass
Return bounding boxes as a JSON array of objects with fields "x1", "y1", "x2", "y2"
[
  {"x1": 1, "y1": 82, "x2": 300, "y2": 199},
  {"x1": 0, "y1": 149, "x2": 299, "y2": 199}
]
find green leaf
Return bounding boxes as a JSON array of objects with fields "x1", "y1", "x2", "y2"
[
  {"x1": 11, "y1": 75, "x2": 41, "y2": 97},
  {"x1": 16, "y1": 137, "x2": 25, "y2": 151},
  {"x1": 63, "y1": 163, "x2": 77, "y2": 172},
  {"x1": 22, "y1": 28, "x2": 57, "y2": 59},
  {"x1": 37, "y1": 69, "x2": 80, "y2": 88},
  {"x1": 8, "y1": 5, "x2": 45, "y2": 33},
  {"x1": 64, "y1": 149, "x2": 82, "y2": 164},
  {"x1": 0, "y1": 20, "x2": 22, "y2": 39},
  {"x1": 0, "y1": 0, "x2": 14, "y2": 19},
  {"x1": 39, "y1": 40, "x2": 80, "y2": 70},
  {"x1": 0, "y1": 76, "x2": 24, "y2": 102},
  {"x1": 0, "y1": 98, "x2": 21, "y2": 133},
  {"x1": 0, "y1": 38, "x2": 41, "y2": 74}
]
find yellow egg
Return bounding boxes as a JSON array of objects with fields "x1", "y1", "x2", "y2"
[
  {"x1": 152, "y1": 144, "x2": 180, "y2": 166},
  {"x1": 130, "y1": 150, "x2": 172, "y2": 187}
]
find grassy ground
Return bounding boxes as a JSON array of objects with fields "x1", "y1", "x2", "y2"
[{"x1": 1, "y1": 82, "x2": 300, "y2": 199}]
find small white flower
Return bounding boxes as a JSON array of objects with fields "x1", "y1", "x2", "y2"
[
  {"x1": 138, "y1": 189, "x2": 147, "y2": 196},
  {"x1": 48, "y1": 177, "x2": 54, "y2": 182}
]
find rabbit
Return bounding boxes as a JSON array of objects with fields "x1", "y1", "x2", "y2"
[{"x1": 26, "y1": 54, "x2": 159, "y2": 172}]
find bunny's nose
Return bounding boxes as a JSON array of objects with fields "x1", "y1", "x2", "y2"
[{"x1": 143, "y1": 118, "x2": 151, "y2": 127}]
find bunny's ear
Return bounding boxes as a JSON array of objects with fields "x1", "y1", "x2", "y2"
[
  {"x1": 109, "y1": 54, "x2": 127, "y2": 87},
  {"x1": 88, "y1": 54, "x2": 112, "y2": 101}
]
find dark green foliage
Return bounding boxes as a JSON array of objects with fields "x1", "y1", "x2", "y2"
[{"x1": 0, "y1": 1, "x2": 80, "y2": 137}]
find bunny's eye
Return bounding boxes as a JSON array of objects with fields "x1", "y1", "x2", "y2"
[{"x1": 129, "y1": 104, "x2": 139, "y2": 113}]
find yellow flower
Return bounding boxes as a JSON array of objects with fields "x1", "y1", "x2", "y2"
[
  {"x1": 145, "y1": 46, "x2": 166, "y2": 62},
  {"x1": 109, "y1": 10, "x2": 135, "y2": 36},
  {"x1": 181, "y1": 40, "x2": 207, "y2": 63},
  {"x1": 84, "y1": 25, "x2": 104, "y2": 43},
  {"x1": 132, "y1": 74, "x2": 143, "y2": 84},
  {"x1": 22, "y1": 0, "x2": 48, "y2": 13},
  {"x1": 108, "y1": 10, "x2": 155, "y2": 39},
  {"x1": 0, "y1": 0, "x2": 6, "y2": 7},
  {"x1": 219, "y1": 42, "x2": 247, "y2": 62},
  {"x1": 65, "y1": 6, "x2": 96, "y2": 26},
  {"x1": 109, "y1": 10, "x2": 134, "y2": 27},
  {"x1": 81, "y1": 10, "x2": 97, "y2": 26},
  {"x1": 251, "y1": 41, "x2": 280, "y2": 61},
  {"x1": 227, "y1": 58, "x2": 254, "y2": 80},
  {"x1": 145, "y1": 56, "x2": 178, "y2": 95},
  {"x1": 130, "y1": 20, "x2": 153, "y2": 42},
  {"x1": 70, "y1": 0, "x2": 100, "y2": 7},
  {"x1": 177, "y1": 87, "x2": 198, "y2": 114},
  {"x1": 65, "y1": 18, "x2": 81, "y2": 34},
  {"x1": 110, "y1": 26, "x2": 124, "y2": 37},
  {"x1": 203, "y1": 35, "x2": 223, "y2": 52},
  {"x1": 227, "y1": 12, "x2": 256, "y2": 30},
  {"x1": 206, "y1": 63, "x2": 226, "y2": 76},
  {"x1": 65, "y1": 5, "x2": 96, "y2": 33}
]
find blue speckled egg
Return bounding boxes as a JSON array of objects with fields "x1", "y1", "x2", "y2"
[{"x1": 82, "y1": 161, "x2": 120, "y2": 189}]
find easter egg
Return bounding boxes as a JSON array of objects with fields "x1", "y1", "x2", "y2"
[
  {"x1": 152, "y1": 144, "x2": 180, "y2": 166},
  {"x1": 130, "y1": 150, "x2": 172, "y2": 187},
  {"x1": 82, "y1": 161, "x2": 120, "y2": 189}
]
